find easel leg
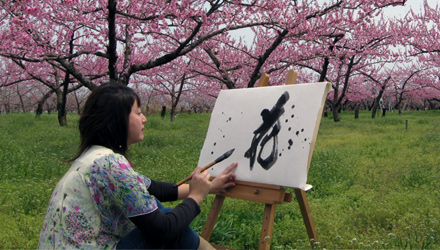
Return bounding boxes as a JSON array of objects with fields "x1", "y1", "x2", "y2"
[
  {"x1": 294, "y1": 188, "x2": 319, "y2": 248},
  {"x1": 202, "y1": 195, "x2": 225, "y2": 241},
  {"x1": 259, "y1": 203, "x2": 277, "y2": 250}
]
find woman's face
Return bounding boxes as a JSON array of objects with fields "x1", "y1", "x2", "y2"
[{"x1": 127, "y1": 100, "x2": 147, "y2": 147}]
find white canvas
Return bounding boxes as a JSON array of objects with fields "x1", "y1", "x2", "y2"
[{"x1": 198, "y1": 82, "x2": 331, "y2": 189}]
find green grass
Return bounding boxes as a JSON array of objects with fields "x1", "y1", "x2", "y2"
[{"x1": 0, "y1": 110, "x2": 439, "y2": 249}]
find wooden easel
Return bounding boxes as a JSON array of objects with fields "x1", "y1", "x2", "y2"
[{"x1": 201, "y1": 70, "x2": 320, "y2": 250}]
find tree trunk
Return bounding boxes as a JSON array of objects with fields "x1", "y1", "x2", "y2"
[
  {"x1": 170, "y1": 86, "x2": 176, "y2": 122},
  {"x1": 46, "y1": 102, "x2": 51, "y2": 114},
  {"x1": 16, "y1": 85, "x2": 26, "y2": 112},
  {"x1": 332, "y1": 107, "x2": 340, "y2": 122},
  {"x1": 56, "y1": 31, "x2": 74, "y2": 126},
  {"x1": 5, "y1": 103, "x2": 11, "y2": 113},
  {"x1": 371, "y1": 79, "x2": 389, "y2": 119},
  {"x1": 170, "y1": 106, "x2": 176, "y2": 122},
  {"x1": 107, "y1": 0, "x2": 118, "y2": 82},
  {"x1": 170, "y1": 75, "x2": 186, "y2": 122},
  {"x1": 397, "y1": 101, "x2": 403, "y2": 115},
  {"x1": 161, "y1": 106, "x2": 166, "y2": 119},
  {"x1": 36, "y1": 101, "x2": 44, "y2": 116},
  {"x1": 247, "y1": 29, "x2": 289, "y2": 88},
  {"x1": 371, "y1": 98, "x2": 379, "y2": 119},
  {"x1": 73, "y1": 90, "x2": 81, "y2": 115},
  {"x1": 36, "y1": 90, "x2": 55, "y2": 116},
  {"x1": 355, "y1": 108, "x2": 359, "y2": 119},
  {"x1": 319, "y1": 34, "x2": 344, "y2": 82},
  {"x1": 332, "y1": 87, "x2": 340, "y2": 122},
  {"x1": 56, "y1": 89, "x2": 68, "y2": 126}
]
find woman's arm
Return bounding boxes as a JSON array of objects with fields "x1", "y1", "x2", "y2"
[
  {"x1": 150, "y1": 163, "x2": 237, "y2": 203},
  {"x1": 147, "y1": 180, "x2": 178, "y2": 202},
  {"x1": 177, "y1": 184, "x2": 190, "y2": 200},
  {"x1": 130, "y1": 197, "x2": 200, "y2": 242},
  {"x1": 133, "y1": 167, "x2": 210, "y2": 242}
]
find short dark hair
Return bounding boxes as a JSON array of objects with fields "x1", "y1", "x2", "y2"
[{"x1": 69, "y1": 83, "x2": 141, "y2": 161}]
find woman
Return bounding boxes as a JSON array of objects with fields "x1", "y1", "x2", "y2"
[{"x1": 38, "y1": 83, "x2": 237, "y2": 249}]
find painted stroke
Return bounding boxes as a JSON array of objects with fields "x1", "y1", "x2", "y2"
[{"x1": 244, "y1": 91, "x2": 290, "y2": 170}]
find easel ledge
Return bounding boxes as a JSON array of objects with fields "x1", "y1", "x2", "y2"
[
  {"x1": 219, "y1": 180, "x2": 292, "y2": 204},
  {"x1": 201, "y1": 70, "x2": 320, "y2": 250}
]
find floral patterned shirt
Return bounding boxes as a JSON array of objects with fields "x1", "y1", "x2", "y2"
[{"x1": 38, "y1": 145, "x2": 157, "y2": 249}]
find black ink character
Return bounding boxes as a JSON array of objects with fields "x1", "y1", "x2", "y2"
[{"x1": 244, "y1": 91, "x2": 290, "y2": 170}]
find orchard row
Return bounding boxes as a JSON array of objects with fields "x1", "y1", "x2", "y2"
[{"x1": 1, "y1": 0, "x2": 439, "y2": 124}]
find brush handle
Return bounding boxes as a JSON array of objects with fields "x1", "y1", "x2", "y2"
[{"x1": 176, "y1": 161, "x2": 216, "y2": 186}]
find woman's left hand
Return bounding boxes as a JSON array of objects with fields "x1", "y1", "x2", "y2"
[{"x1": 209, "y1": 163, "x2": 238, "y2": 195}]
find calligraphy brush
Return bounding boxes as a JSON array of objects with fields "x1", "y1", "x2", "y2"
[{"x1": 176, "y1": 148, "x2": 235, "y2": 186}]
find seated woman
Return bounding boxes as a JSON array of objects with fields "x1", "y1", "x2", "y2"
[{"x1": 38, "y1": 83, "x2": 237, "y2": 249}]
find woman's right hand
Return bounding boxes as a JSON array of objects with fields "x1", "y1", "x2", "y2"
[{"x1": 187, "y1": 166, "x2": 211, "y2": 205}]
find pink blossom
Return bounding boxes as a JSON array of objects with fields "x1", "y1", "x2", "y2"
[
  {"x1": 11, "y1": 17, "x2": 25, "y2": 25},
  {"x1": 23, "y1": 7, "x2": 40, "y2": 16}
]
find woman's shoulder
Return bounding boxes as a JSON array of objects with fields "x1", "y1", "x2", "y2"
[
  {"x1": 72, "y1": 145, "x2": 128, "y2": 172},
  {"x1": 86, "y1": 145, "x2": 116, "y2": 158}
]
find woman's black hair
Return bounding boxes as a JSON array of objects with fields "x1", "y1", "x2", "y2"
[{"x1": 68, "y1": 83, "x2": 141, "y2": 161}]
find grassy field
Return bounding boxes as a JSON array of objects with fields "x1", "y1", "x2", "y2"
[{"x1": 0, "y1": 110, "x2": 439, "y2": 249}]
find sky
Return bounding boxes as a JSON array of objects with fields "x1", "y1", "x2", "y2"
[
  {"x1": 229, "y1": 0, "x2": 438, "y2": 44},
  {"x1": 382, "y1": 0, "x2": 438, "y2": 17}
]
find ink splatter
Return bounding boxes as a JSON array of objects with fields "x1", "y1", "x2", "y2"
[{"x1": 244, "y1": 91, "x2": 290, "y2": 170}]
